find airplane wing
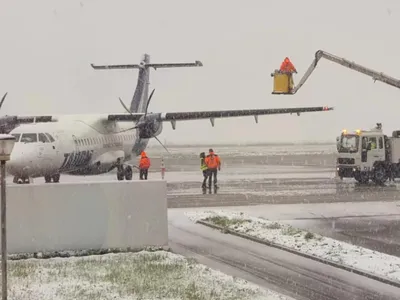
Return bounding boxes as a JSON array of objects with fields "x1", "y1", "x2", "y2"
[
  {"x1": 107, "y1": 106, "x2": 333, "y2": 127},
  {"x1": 0, "y1": 115, "x2": 56, "y2": 133}
]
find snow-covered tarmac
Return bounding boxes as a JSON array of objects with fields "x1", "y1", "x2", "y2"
[{"x1": 5, "y1": 143, "x2": 400, "y2": 299}]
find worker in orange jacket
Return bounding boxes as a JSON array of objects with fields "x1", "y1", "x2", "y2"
[
  {"x1": 204, "y1": 148, "x2": 221, "y2": 188},
  {"x1": 279, "y1": 57, "x2": 297, "y2": 92},
  {"x1": 279, "y1": 57, "x2": 297, "y2": 73},
  {"x1": 139, "y1": 151, "x2": 151, "y2": 180}
]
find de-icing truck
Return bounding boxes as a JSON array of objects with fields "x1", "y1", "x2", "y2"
[{"x1": 336, "y1": 123, "x2": 400, "y2": 184}]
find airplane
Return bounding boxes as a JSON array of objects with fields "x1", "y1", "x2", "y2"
[{"x1": 4, "y1": 54, "x2": 334, "y2": 184}]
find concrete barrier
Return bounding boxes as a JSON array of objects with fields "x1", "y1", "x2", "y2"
[{"x1": 2, "y1": 180, "x2": 168, "y2": 254}]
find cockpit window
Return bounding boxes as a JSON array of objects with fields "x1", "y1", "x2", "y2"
[
  {"x1": 20, "y1": 133, "x2": 37, "y2": 143},
  {"x1": 38, "y1": 133, "x2": 49, "y2": 143},
  {"x1": 45, "y1": 133, "x2": 55, "y2": 142},
  {"x1": 11, "y1": 133, "x2": 21, "y2": 142}
]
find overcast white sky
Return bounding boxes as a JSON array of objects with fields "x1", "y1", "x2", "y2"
[{"x1": 1, "y1": 0, "x2": 400, "y2": 144}]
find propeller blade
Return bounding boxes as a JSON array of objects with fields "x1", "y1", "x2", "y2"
[
  {"x1": 0, "y1": 92, "x2": 8, "y2": 110},
  {"x1": 119, "y1": 97, "x2": 134, "y2": 116},
  {"x1": 144, "y1": 89, "x2": 155, "y2": 118},
  {"x1": 154, "y1": 135, "x2": 170, "y2": 154},
  {"x1": 117, "y1": 126, "x2": 137, "y2": 133}
]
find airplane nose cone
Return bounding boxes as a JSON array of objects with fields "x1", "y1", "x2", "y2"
[{"x1": 6, "y1": 151, "x2": 35, "y2": 177}]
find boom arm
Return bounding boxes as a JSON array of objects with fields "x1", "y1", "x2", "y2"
[{"x1": 288, "y1": 50, "x2": 400, "y2": 94}]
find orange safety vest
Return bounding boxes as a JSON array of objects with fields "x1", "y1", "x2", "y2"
[
  {"x1": 279, "y1": 58, "x2": 296, "y2": 73},
  {"x1": 140, "y1": 157, "x2": 151, "y2": 169},
  {"x1": 205, "y1": 154, "x2": 221, "y2": 169},
  {"x1": 139, "y1": 151, "x2": 151, "y2": 169}
]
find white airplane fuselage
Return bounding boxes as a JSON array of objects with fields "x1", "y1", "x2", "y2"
[{"x1": 6, "y1": 114, "x2": 150, "y2": 179}]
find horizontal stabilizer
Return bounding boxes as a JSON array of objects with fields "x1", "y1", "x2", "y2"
[
  {"x1": 91, "y1": 64, "x2": 142, "y2": 70},
  {"x1": 147, "y1": 61, "x2": 203, "y2": 68},
  {"x1": 91, "y1": 61, "x2": 203, "y2": 70}
]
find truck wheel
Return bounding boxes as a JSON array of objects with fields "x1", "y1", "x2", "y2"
[
  {"x1": 355, "y1": 172, "x2": 369, "y2": 184},
  {"x1": 372, "y1": 166, "x2": 388, "y2": 184}
]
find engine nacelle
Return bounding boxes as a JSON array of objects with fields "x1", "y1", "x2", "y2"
[{"x1": 137, "y1": 118, "x2": 163, "y2": 139}]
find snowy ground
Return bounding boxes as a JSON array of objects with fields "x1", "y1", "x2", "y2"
[
  {"x1": 5, "y1": 250, "x2": 295, "y2": 300},
  {"x1": 186, "y1": 210, "x2": 400, "y2": 283}
]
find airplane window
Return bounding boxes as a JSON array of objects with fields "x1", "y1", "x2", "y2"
[
  {"x1": 11, "y1": 133, "x2": 21, "y2": 142},
  {"x1": 21, "y1": 133, "x2": 37, "y2": 143},
  {"x1": 45, "y1": 133, "x2": 55, "y2": 142},
  {"x1": 38, "y1": 133, "x2": 49, "y2": 143}
]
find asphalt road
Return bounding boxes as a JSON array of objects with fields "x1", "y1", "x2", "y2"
[{"x1": 168, "y1": 211, "x2": 400, "y2": 300}]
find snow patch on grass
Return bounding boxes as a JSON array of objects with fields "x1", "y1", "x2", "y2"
[
  {"x1": 187, "y1": 210, "x2": 400, "y2": 283},
  {"x1": 5, "y1": 250, "x2": 294, "y2": 300}
]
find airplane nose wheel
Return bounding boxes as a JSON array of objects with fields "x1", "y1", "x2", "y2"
[{"x1": 13, "y1": 176, "x2": 30, "y2": 184}]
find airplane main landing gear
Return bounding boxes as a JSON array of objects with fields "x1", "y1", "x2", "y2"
[
  {"x1": 116, "y1": 163, "x2": 133, "y2": 181},
  {"x1": 44, "y1": 173, "x2": 60, "y2": 183}
]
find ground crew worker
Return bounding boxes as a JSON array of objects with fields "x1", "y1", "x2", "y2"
[
  {"x1": 205, "y1": 148, "x2": 221, "y2": 188},
  {"x1": 139, "y1": 151, "x2": 151, "y2": 180},
  {"x1": 279, "y1": 57, "x2": 297, "y2": 73},
  {"x1": 279, "y1": 57, "x2": 297, "y2": 93},
  {"x1": 200, "y1": 152, "x2": 209, "y2": 188}
]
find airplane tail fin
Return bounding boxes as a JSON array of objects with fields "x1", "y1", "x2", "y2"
[{"x1": 91, "y1": 54, "x2": 203, "y2": 114}]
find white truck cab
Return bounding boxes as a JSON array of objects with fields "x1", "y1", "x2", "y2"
[{"x1": 336, "y1": 123, "x2": 399, "y2": 184}]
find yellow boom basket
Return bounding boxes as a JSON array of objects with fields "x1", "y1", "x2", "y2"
[{"x1": 271, "y1": 70, "x2": 295, "y2": 94}]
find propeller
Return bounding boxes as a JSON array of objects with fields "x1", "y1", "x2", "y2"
[
  {"x1": 0, "y1": 92, "x2": 10, "y2": 134},
  {"x1": 117, "y1": 89, "x2": 170, "y2": 154},
  {"x1": 0, "y1": 92, "x2": 7, "y2": 110}
]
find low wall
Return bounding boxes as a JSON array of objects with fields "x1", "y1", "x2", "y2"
[{"x1": 2, "y1": 180, "x2": 168, "y2": 254}]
